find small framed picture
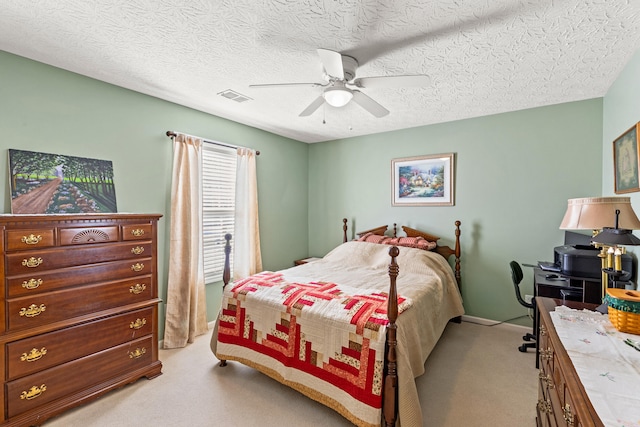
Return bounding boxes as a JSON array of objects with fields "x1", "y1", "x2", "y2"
[
  {"x1": 391, "y1": 153, "x2": 455, "y2": 206},
  {"x1": 613, "y1": 122, "x2": 640, "y2": 194}
]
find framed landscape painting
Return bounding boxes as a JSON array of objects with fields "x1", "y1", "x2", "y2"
[
  {"x1": 8, "y1": 149, "x2": 118, "y2": 214},
  {"x1": 613, "y1": 122, "x2": 640, "y2": 194},
  {"x1": 392, "y1": 153, "x2": 455, "y2": 206}
]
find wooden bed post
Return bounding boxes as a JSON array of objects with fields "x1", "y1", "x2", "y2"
[
  {"x1": 453, "y1": 220, "x2": 461, "y2": 285},
  {"x1": 223, "y1": 233, "x2": 232, "y2": 289},
  {"x1": 219, "y1": 233, "x2": 232, "y2": 367},
  {"x1": 342, "y1": 218, "x2": 348, "y2": 243},
  {"x1": 383, "y1": 246, "x2": 399, "y2": 427}
]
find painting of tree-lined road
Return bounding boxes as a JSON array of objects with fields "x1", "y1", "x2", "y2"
[{"x1": 9, "y1": 149, "x2": 117, "y2": 214}]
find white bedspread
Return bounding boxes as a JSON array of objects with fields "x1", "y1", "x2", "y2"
[{"x1": 212, "y1": 241, "x2": 464, "y2": 427}]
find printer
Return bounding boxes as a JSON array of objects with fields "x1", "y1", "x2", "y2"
[{"x1": 554, "y1": 244, "x2": 633, "y2": 279}]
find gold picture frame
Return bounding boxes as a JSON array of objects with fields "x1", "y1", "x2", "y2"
[
  {"x1": 614, "y1": 122, "x2": 640, "y2": 194},
  {"x1": 391, "y1": 153, "x2": 455, "y2": 206}
]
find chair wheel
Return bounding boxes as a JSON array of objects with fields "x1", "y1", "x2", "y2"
[{"x1": 518, "y1": 344, "x2": 528, "y2": 352}]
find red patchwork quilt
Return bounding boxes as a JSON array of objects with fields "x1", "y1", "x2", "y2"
[{"x1": 216, "y1": 271, "x2": 412, "y2": 414}]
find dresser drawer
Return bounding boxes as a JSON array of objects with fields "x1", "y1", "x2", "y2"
[
  {"x1": 6, "y1": 307, "x2": 155, "y2": 380},
  {"x1": 122, "y1": 223, "x2": 153, "y2": 241},
  {"x1": 6, "y1": 335, "x2": 154, "y2": 418},
  {"x1": 5, "y1": 243, "x2": 153, "y2": 275},
  {"x1": 59, "y1": 225, "x2": 119, "y2": 246},
  {"x1": 7, "y1": 275, "x2": 154, "y2": 331},
  {"x1": 5, "y1": 229, "x2": 55, "y2": 251},
  {"x1": 7, "y1": 249, "x2": 154, "y2": 297}
]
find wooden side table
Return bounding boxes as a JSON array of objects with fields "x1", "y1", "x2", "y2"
[{"x1": 294, "y1": 257, "x2": 322, "y2": 266}]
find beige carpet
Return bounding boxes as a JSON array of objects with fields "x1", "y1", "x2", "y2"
[{"x1": 43, "y1": 320, "x2": 538, "y2": 427}]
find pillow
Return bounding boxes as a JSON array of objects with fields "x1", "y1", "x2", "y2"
[
  {"x1": 386, "y1": 236, "x2": 437, "y2": 251},
  {"x1": 358, "y1": 233, "x2": 436, "y2": 251},
  {"x1": 357, "y1": 232, "x2": 392, "y2": 244}
]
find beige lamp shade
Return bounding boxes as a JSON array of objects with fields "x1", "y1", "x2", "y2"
[{"x1": 559, "y1": 197, "x2": 640, "y2": 230}]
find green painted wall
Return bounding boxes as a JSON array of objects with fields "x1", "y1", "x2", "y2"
[
  {"x1": 603, "y1": 49, "x2": 640, "y2": 196},
  {"x1": 0, "y1": 51, "x2": 309, "y2": 338},
  {"x1": 602, "y1": 49, "x2": 640, "y2": 260},
  {"x1": 308, "y1": 100, "x2": 603, "y2": 325}
]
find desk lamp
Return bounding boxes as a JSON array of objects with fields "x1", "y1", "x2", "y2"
[
  {"x1": 560, "y1": 197, "x2": 640, "y2": 308},
  {"x1": 592, "y1": 210, "x2": 640, "y2": 285}
]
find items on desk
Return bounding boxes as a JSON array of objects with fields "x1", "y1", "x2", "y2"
[
  {"x1": 604, "y1": 288, "x2": 640, "y2": 335},
  {"x1": 614, "y1": 247, "x2": 622, "y2": 271},
  {"x1": 544, "y1": 273, "x2": 566, "y2": 281},
  {"x1": 553, "y1": 244, "x2": 632, "y2": 279}
]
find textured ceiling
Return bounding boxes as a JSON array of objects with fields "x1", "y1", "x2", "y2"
[{"x1": 1, "y1": 0, "x2": 640, "y2": 143}]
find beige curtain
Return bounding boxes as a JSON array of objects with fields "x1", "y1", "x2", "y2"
[
  {"x1": 233, "y1": 148, "x2": 262, "y2": 280},
  {"x1": 163, "y1": 134, "x2": 208, "y2": 348}
]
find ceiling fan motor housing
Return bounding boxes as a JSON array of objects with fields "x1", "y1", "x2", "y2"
[{"x1": 340, "y1": 55, "x2": 358, "y2": 81}]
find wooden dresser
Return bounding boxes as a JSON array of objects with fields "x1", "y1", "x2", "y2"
[
  {"x1": 536, "y1": 297, "x2": 604, "y2": 427},
  {"x1": 0, "y1": 214, "x2": 163, "y2": 426}
]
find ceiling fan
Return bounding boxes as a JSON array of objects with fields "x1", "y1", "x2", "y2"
[{"x1": 249, "y1": 49, "x2": 431, "y2": 118}]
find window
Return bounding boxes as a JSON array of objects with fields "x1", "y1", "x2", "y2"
[{"x1": 202, "y1": 143, "x2": 236, "y2": 284}]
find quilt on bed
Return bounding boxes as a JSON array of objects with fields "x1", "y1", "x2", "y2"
[
  {"x1": 213, "y1": 240, "x2": 464, "y2": 427},
  {"x1": 217, "y1": 271, "x2": 411, "y2": 410}
]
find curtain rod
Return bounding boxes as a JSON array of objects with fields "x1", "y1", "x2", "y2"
[{"x1": 165, "y1": 131, "x2": 260, "y2": 155}]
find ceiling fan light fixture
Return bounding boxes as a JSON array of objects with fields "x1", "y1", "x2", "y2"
[{"x1": 323, "y1": 86, "x2": 353, "y2": 107}]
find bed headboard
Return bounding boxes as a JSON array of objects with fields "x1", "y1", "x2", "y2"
[{"x1": 342, "y1": 218, "x2": 462, "y2": 286}]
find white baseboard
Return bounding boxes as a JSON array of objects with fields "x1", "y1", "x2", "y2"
[{"x1": 461, "y1": 314, "x2": 531, "y2": 332}]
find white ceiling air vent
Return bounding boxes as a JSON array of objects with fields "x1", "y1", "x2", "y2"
[{"x1": 218, "y1": 89, "x2": 252, "y2": 103}]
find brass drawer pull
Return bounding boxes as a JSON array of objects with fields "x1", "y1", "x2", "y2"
[
  {"x1": 19, "y1": 304, "x2": 46, "y2": 317},
  {"x1": 130, "y1": 318, "x2": 147, "y2": 329},
  {"x1": 131, "y1": 246, "x2": 145, "y2": 255},
  {"x1": 129, "y1": 347, "x2": 147, "y2": 359},
  {"x1": 131, "y1": 263, "x2": 144, "y2": 272},
  {"x1": 541, "y1": 347, "x2": 553, "y2": 361},
  {"x1": 22, "y1": 257, "x2": 43, "y2": 268},
  {"x1": 21, "y1": 347, "x2": 47, "y2": 362},
  {"x1": 131, "y1": 229, "x2": 145, "y2": 237},
  {"x1": 22, "y1": 278, "x2": 43, "y2": 290},
  {"x1": 563, "y1": 403, "x2": 574, "y2": 426},
  {"x1": 539, "y1": 325, "x2": 546, "y2": 336},
  {"x1": 538, "y1": 372, "x2": 554, "y2": 389},
  {"x1": 21, "y1": 234, "x2": 42, "y2": 245},
  {"x1": 20, "y1": 384, "x2": 47, "y2": 400},
  {"x1": 537, "y1": 399, "x2": 552, "y2": 415},
  {"x1": 129, "y1": 283, "x2": 147, "y2": 294}
]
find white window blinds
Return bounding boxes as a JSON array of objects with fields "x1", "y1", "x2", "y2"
[{"x1": 202, "y1": 143, "x2": 236, "y2": 284}]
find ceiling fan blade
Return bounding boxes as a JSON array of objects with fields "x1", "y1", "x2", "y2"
[
  {"x1": 317, "y1": 48, "x2": 344, "y2": 79},
  {"x1": 249, "y1": 82, "x2": 322, "y2": 89},
  {"x1": 351, "y1": 91, "x2": 389, "y2": 118},
  {"x1": 352, "y1": 75, "x2": 431, "y2": 88},
  {"x1": 299, "y1": 96, "x2": 325, "y2": 117}
]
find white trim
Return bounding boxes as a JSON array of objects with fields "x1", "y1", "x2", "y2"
[{"x1": 461, "y1": 315, "x2": 531, "y2": 333}]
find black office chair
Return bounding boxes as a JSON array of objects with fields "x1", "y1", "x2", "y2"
[{"x1": 510, "y1": 261, "x2": 536, "y2": 352}]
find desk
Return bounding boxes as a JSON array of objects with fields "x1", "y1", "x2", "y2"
[
  {"x1": 532, "y1": 268, "x2": 602, "y2": 369},
  {"x1": 533, "y1": 268, "x2": 601, "y2": 304}
]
